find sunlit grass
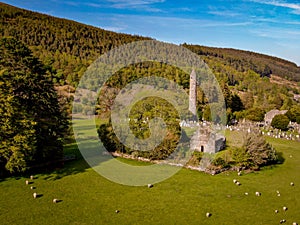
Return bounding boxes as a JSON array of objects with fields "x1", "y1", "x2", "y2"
[{"x1": 0, "y1": 131, "x2": 300, "y2": 224}]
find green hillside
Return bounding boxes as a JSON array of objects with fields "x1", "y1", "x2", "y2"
[
  {"x1": 0, "y1": 2, "x2": 149, "y2": 86},
  {"x1": 183, "y1": 44, "x2": 300, "y2": 82}
]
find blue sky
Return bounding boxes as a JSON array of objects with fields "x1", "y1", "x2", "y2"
[{"x1": 3, "y1": 0, "x2": 300, "y2": 65}]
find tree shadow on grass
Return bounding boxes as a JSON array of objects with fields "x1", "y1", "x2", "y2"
[
  {"x1": 40, "y1": 159, "x2": 90, "y2": 181},
  {"x1": 0, "y1": 141, "x2": 93, "y2": 182}
]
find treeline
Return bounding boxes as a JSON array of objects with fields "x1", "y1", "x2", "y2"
[{"x1": 182, "y1": 44, "x2": 300, "y2": 82}]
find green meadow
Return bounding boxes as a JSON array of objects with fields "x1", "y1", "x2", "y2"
[{"x1": 1, "y1": 126, "x2": 300, "y2": 224}]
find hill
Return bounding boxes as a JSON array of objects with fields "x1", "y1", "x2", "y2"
[
  {"x1": 182, "y1": 44, "x2": 300, "y2": 82},
  {"x1": 0, "y1": 2, "x2": 149, "y2": 86}
]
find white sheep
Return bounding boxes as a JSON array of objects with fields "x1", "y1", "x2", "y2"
[
  {"x1": 283, "y1": 206, "x2": 288, "y2": 211},
  {"x1": 115, "y1": 210, "x2": 120, "y2": 213},
  {"x1": 53, "y1": 199, "x2": 58, "y2": 203},
  {"x1": 30, "y1": 186, "x2": 35, "y2": 190},
  {"x1": 147, "y1": 184, "x2": 153, "y2": 188},
  {"x1": 244, "y1": 192, "x2": 248, "y2": 196},
  {"x1": 33, "y1": 193, "x2": 37, "y2": 199},
  {"x1": 233, "y1": 179, "x2": 237, "y2": 184},
  {"x1": 206, "y1": 212, "x2": 211, "y2": 218},
  {"x1": 30, "y1": 175, "x2": 34, "y2": 180},
  {"x1": 275, "y1": 210, "x2": 279, "y2": 213},
  {"x1": 238, "y1": 171, "x2": 242, "y2": 176},
  {"x1": 280, "y1": 219, "x2": 286, "y2": 224},
  {"x1": 25, "y1": 180, "x2": 29, "y2": 185},
  {"x1": 236, "y1": 182, "x2": 241, "y2": 186},
  {"x1": 255, "y1": 192, "x2": 261, "y2": 196},
  {"x1": 290, "y1": 182, "x2": 294, "y2": 186},
  {"x1": 292, "y1": 222, "x2": 298, "y2": 225},
  {"x1": 277, "y1": 193, "x2": 281, "y2": 197}
]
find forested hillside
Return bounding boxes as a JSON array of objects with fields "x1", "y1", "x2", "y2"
[
  {"x1": 0, "y1": 2, "x2": 149, "y2": 86},
  {"x1": 182, "y1": 44, "x2": 300, "y2": 82}
]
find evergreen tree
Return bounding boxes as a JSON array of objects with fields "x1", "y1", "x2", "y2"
[{"x1": 0, "y1": 37, "x2": 68, "y2": 174}]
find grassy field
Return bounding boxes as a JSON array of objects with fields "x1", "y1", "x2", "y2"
[{"x1": 1, "y1": 128, "x2": 300, "y2": 224}]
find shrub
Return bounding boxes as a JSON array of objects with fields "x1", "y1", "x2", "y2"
[{"x1": 271, "y1": 114, "x2": 290, "y2": 131}]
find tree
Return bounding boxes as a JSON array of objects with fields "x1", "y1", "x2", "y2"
[
  {"x1": 0, "y1": 37, "x2": 68, "y2": 174},
  {"x1": 271, "y1": 114, "x2": 290, "y2": 131},
  {"x1": 231, "y1": 132, "x2": 277, "y2": 168},
  {"x1": 245, "y1": 107, "x2": 265, "y2": 122},
  {"x1": 286, "y1": 105, "x2": 300, "y2": 124}
]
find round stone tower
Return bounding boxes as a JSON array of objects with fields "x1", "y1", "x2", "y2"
[{"x1": 189, "y1": 69, "x2": 197, "y2": 117}]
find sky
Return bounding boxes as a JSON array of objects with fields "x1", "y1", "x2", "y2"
[{"x1": 2, "y1": 0, "x2": 300, "y2": 65}]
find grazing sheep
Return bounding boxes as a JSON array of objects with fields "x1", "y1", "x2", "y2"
[
  {"x1": 233, "y1": 179, "x2": 237, "y2": 183},
  {"x1": 292, "y1": 222, "x2": 298, "y2": 225},
  {"x1": 275, "y1": 210, "x2": 279, "y2": 213},
  {"x1": 255, "y1": 192, "x2": 261, "y2": 196},
  {"x1": 238, "y1": 171, "x2": 242, "y2": 176},
  {"x1": 244, "y1": 192, "x2": 248, "y2": 196},
  {"x1": 290, "y1": 182, "x2": 294, "y2": 186},
  {"x1": 30, "y1": 175, "x2": 34, "y2": 180},
  {"x1": 33, "y1": 193, "x2": 37, "y2": 199},
  {"x1": 283, "y1": 206, "x2": 288, "y2": 211},
  {"x1": 30, "y1": 186, "x2": 35, "y2": 190},
  {"x1": 280, "y1": 219, "x2": 286, "y2": 224},
  {"x1": 25, "y1": 180, "x2": 29, "y2": 185},
  {"x1": 53, "y1": 199, "x2": 58, "y2": 203},
  {"x1": 277, "y1": 193, "x2": 281, "y2": 197},
  {"x1": 236, "y1": 182, "x2": 241, "y2": 186},
  {"x1": 206, "y1": 212, "x2": 211, "y2": 218},
  {"x1": 147, "y1": 184, "x2": 153, "y2": 188},
  {"x1": 276, "y1": 190, "x2": 280, "y2": 194},
  {"x1": 115, "y1": 210, "x2": 119, "y2": 213}
]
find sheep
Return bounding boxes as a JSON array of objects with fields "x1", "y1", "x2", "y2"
[
  {"x1": 275, "y1": 210, "x2": 279, "y2": 213},
  {"x1": 115, "y1": 210, "x2": 120, "y2": 213},
  {"x1": 290, "y1": 182, "x2": 294, "y2": 186},
  {"x1": 277, "y1": 193, "x2": 281, "y2": 197},
  {"x1": 244, "y1": 192, "x2": 249, "y2": 196},
  {"x1": 147, "y1": 184, "x2": 153, "y2": 188},
  {"x1": 236, "y1": 182, "x2": 241, "y2": 186},
  {"x1": 206, "y1": 212, "x2": 211, "y2": 218},
  {"x1": 280, "y1": 219, "x2": 286, "y2": 224},
  {"x1": 53, "y1": 199, "x2": 59, "y2": 203},
  {"x1": 33, "y1": 193, "x2": 37, "y2": 199},
  {"x1": 238, "y1": 171, "x2": 242, "y2": 176},
  {"x1": 25, "y1": 180, "x2": 29, "y2": 185},
  {"x1": 30, "y1": 175, "x2": 34, "y2": 180},
  {"x1": 292, "y1": 222, "x2": 298, "y2": 225},
  {"x1": 255, "y1": 192, "x2": 261, "y2": 196},
  {"x1": 282, "y1": 206, "x2": 288, "y2": 211},
  {"x1": 233, "y1": 179, "x2": 237, "y2": 184},
  {"x1": 276, "y1": 190, "x2": 280, "y2": 194},
  {"x1": 30, "y1": 186, "x2": 35, "y2": 190}
]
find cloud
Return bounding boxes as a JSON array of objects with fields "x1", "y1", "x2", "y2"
[
  {"x1": 208, "y1": 10, "x2": 241, "y2": 17},
  {"x1": 250, "y1": 0, "x2": 300, "y2": 14},
  {"x1": 103, "y1": 0, "x2": 165, "y2": 11},
  {"x1": 101, "y1": 26, "x2": 127, "y2": 32},
  {"x1": 85, "y1": 0, "x2": 165, "y2": 12},
  {"x1": 107, "y1": 14, "x2": 252, "y2": 28}
]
